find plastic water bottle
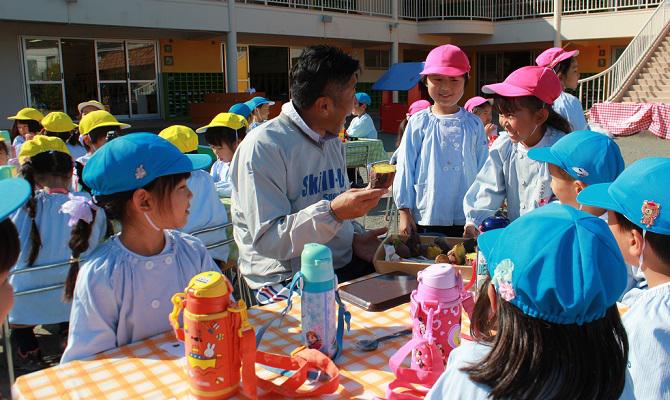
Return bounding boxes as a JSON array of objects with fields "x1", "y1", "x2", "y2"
[{"x1": 300, "y1": 243, "x2": 338, "y2": 358}]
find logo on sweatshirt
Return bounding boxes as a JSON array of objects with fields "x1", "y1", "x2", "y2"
[{"x1": 301, "y1": 168, "x2": 346, "y2": 199}]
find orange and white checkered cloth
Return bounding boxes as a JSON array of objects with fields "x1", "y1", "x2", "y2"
[
  {"x1": 15, "y1": 297, "x2": 472, "y2": 399},
  {"x1": 590, "y1": 102, "x2": 670, "y2": 140}
]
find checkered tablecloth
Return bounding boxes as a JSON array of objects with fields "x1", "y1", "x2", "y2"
[
  {"x1": 590, "y1": 102, "x2": 670, "y2": 140},
  {"x1": 345, "y1": 139, "x2": 389, "y2": 168},
  {"x1": 16, "y1": 296, "x2": 464, "y2": 399}
]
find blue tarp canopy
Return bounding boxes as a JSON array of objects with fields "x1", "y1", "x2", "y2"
[{"x1": 372, "y1": 62, "x2": 424, "y2": 91}]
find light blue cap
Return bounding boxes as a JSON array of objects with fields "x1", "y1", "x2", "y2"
[
  {"x1": 0, "y1": 178, "x2": 30, "y2": 221},
  {"x1": 477, "y1": 203, "x2": 627, "y2": 325},
  {"x1": 355, "y1": 92, "x2": 372, "y2": 106},
  {"x1": 244, "y1": 96, "x2": 275, "y2": 111},
  {"x1": 228, "y1": 103, "x2": 252, "y2": 119},
  {"x1": 528, "y1": 130, "x2": 624, "y2": 185},
  {"x1": 83, "y1": 133, "x2": 212, "y2": 196},
  {"x1": 578, "y1": 157, "x2": 670, "y2": 234},
  {"x1": 301, "y1": 243, "x2": 335, "y2": 287}
]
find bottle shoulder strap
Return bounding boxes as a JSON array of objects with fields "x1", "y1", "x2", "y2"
[{"x1": 255, "y1": 272, "x2": 303, "y2": 347}]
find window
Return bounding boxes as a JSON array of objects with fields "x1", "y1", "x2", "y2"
[{"x1": 364, "y1": 49, "x2": 390, "y2": 69}]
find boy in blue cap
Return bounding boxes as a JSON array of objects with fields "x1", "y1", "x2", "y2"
[
  {"x1": 426, "y1": 203, "x2": 632, "y2": 399},
  {"x1": 528, "y1": 129, "x2": 624, "y2": 218},
  {"x1": 347, "y1": 92, "x2": 377, "y2": 140},
  {"x1": 228, "y1": 102, "x2": 252, "y2": 121},
  {"x1": 578, "y1": 157, "x2": 670, "y2": 399},
  {"x1": 244, "y1": 96, "x2": 275, "y2": 131}
]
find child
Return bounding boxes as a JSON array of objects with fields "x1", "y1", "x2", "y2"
[
  {"x1": 528, "y1": 129, "x2": 624, "y2": 218},
  {"x1": 394, "y1": 44, "x2": 488, "y2": 238},
  {"x1": 391, "y1": 99, "x2": 431, "y2": 165},
  {"x1": 0, "y1": 137, "x2": 9, "y2": 166},
  {"x1": 463, "y1": 66, "x2": 572, "y2": 238},
  {"x1": 10, "y1": 136, "x2": 107, "y2": 369},
  {"x1": 244, "y1": 96, "x2": 275, "y2": 131},
  {"x1": 577, "y1": 157, "x2": 670, "y2": 399},
  {"x1": 196, "y1": 113, "x2": 248, "y2": 198},
  {"x1": 75, "y1": 110, "x2": 130, "y2": 192},
  {"x1": 229, "y1": 102, "x2": 252, "y2": 121},
  {"x1": 41, "y1": 111, "x2": 87, "y2": 160},
  {"x1": 347, "y1": 92, "x2": 377, "y2": 139},
  {"x1": 77, "y1": 100, "x2": 106, "y2": 118},
  {"x1": 0, "y1": 178, "x2": 31, "y2": 322},
  {"x1": 159, "y1": 125, "x2": 230, "y2": 262},
  {"x1": 60, "y1": 133, "x2": 218, "y2": 363},
  {"x1": 536, "y1": 47, "x2": 587, "y2": 131},
  {"x1": 464, "y1": 96, "x2": 498, "y2": 146},
  {"x1": 8, "y1": 108, "x2": 44, "y2": 159},
  {"x1": 426, "y1": 203, "x2": 632, "y2": 399}
]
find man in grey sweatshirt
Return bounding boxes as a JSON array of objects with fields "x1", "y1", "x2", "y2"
[{"x1": 230, "y1": 45, "x2": 386, "y2": 298}]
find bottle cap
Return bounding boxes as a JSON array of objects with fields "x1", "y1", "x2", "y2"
[
  {"x1": 418, "y1": 263, "x2": 457, "y2": 289},
  {"x1": 301, "y1": 243, "x2": 335, "y2": 283}
]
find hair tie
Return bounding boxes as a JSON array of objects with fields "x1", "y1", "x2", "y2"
[{"x1": 60, "y1": 194, "x2": 98, "y2": 227}]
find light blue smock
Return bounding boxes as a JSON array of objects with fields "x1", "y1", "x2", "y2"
[
  {"x1": 463, "y1": 127, "x2": 565, "y2": 227},
  {"x1": 61, "y1": 230, "x2": 219, "y2": 363},
  {"x1": 621, "y1": 282, "x2": 670, "y2": 399},
  {"x1": 347, "y1": 113, "x2": 377, "y2": 139},
  {"x1": 393, "y1": 108, "x2": 488, "y2": 226},
  {"x1": 210, "y1": 159, "x2": 232, "y2": 197},
  {"x1": 9, "y1": 191, "x2": 107, "y2": 325},
  {"x1": 66, "y1": 143, "x2": 87, "y2": 161},
  {"x1": 426, "y1": 339, "x2": 634, "y2": 399},
  {"x1": 553, "y1": 91, "x2": 588, "y2": 132},
  {"x1": 181, "y1": 169, "x2": 230, "y2": 262}
]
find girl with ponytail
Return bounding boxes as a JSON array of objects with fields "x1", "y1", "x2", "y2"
[{"x1": 10, "y1": 136, "x2": 107, "y2": 369}]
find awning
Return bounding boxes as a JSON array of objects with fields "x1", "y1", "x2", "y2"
[{"x1": 372, "y1": 62, "x2": 424, "y2": 91}]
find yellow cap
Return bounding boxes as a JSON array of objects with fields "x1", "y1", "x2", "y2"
[
  {"x1": 7, "y1": 108, "x2": 44, "y2": 122},
  {"x1": 186, "y1": 271, "x2": 231, "y2": 298},
  {"x1": 18, "y1": 136, "x2": 70, "y2": 165},
  {"x1": 41, "y1": 112, "x2": 77, "y2": 133},
  {"x1": 77, "y1": 100, "x2": 106, "y2": 114},
  {"x1": 79, "y1": 110, "x2": 130, "y2": 135},
  {"x1": 159, "y1": 125, "x2": 198, "y2": 153},
  {"x1": 196, "y1": 113, "x2": 248, "y2": 134}
]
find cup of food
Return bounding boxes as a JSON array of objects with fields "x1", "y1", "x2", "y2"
[{"x1": 368, "y1": 161, "x2": 396, "y2": 189}]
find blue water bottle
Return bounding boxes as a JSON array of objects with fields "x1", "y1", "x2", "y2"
[{"x1": 300, "y1": 243, "x2": 339, "y2": 358}]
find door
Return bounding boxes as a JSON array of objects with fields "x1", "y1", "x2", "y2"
[
  {"x1": 61, "y1": 39, "x2": 97, "y2": 117},
  {"x1": 97, "y1": 41, "x2": 130, "y2": 118},
  {"x1": 127, "y1": 41, "x2": 159, "y2": 117},
  {"x1": 23, "y1": 38, "x2": 65, "y2": 114},
  {"x1": 249, "y1": 46, "x2": 289, "y2": 101}
]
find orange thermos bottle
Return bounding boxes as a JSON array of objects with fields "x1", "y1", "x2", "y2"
[{"x1": 169, "y1": 271, "x2": 255, "y2": 400}]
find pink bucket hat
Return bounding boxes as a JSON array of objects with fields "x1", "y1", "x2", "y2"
[
  {"x1": 482, "y1": 66, "x2": 562, "y2": 105},
  {"x1": 420, "y1": 45, "x2": 471, "y2": 77},
  {"x1": 406, "y1": 100, "x2": 431, "y2": 117},
  {"x1": 536, "y1": 47, "x2": 580, "y2": 69},
  {"x1": 463, "y1": 96, "x2": 493, "y2": 112}
]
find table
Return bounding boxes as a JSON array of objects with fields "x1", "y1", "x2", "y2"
[
  {"x1": 345, "y1": 139, "x2": 388, "y2": 168},
  {"x1": 590, "y1": 102, "x2": 670, "y2": 140},
  {"x1": 14, "y1": 297, "x2": 444, "y2": 399}
]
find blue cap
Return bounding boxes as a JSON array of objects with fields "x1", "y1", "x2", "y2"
[
  {"x1": 477, "y1": 203, "x2": 627, "y2": 325},
  {"x1": 244, "y1": 96, "x2": 275, "y2": 111},
  {"x1": 528, "y1": 130, "x2": 624, "y2": 185},
  {"x1": 577, "y1": 157, "x2": 670, "y2": 234},
  {"x1": 0, "y1": 178, "x2": 30, "y2": 221},
  {"x1": 228, "y1": 103, "x2": 252, "y2": 119},
  {"x1": 83, "y1": 133, "x2": 212, "y2": 196},
  {"x1": 355, "y1": 92, "x2": 372, "y2": 106}
]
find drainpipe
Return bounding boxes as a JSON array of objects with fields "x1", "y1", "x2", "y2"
[
  {"x1": 226, "y1": 0, "x2": 238, "y2": 92},
  {"x1": 553, "y1": 0, "x2": 562, "y2": 47},
  {"x1": 391, "y1": 0, "x2": 399, "y2": 103}
]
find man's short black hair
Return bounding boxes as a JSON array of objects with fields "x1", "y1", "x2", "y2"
[{"x1": 289, "y1": 45, "x2": 360, "y2": 110}]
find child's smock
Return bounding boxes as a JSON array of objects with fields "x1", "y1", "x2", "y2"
[
  {"x1": 66, "y1": 143, "x2": 87, "y2": 161},
  {"x1": 9, "y1": 191, "x2": 107, "y2": 325},
  {"x1": 425, "y1": 339, "x2": 635, "y2": 399},
  {"x1": 60, "y1": 230, "x2": 219, "y2": 363},
  {"x1": 394, "y1": 108, "x2": 488, "y2": 226},
  {"x1": 210, "y1": 159, "x2": 232, "y2": 197},
  {"x1": 182, "y1": 169, "x2": 230, "y2": 262},
  {"x1": 463, "y1": 127, "x2": 564, "y2": 227},
  {"x1": 621, "y1": 282, "x2": 670, "y2": 399},
  {"x1": 553, "y1": 91, "x2": 587, "y2": 132},
  {"x1": 347, "y1": 113, "x2": 377, "y2": 139}
]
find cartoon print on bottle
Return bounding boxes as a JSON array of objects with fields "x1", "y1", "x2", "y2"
[{"x1": 306, "y1": 331, "x2": 323, "y2": 350}]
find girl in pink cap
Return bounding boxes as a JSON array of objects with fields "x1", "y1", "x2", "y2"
[
  {"x1": 463, "y1": 66, "x2": 572, "y2": 238},
  {"x1": 536, "y1": 47, "x2": 587, "y2": 131},
  {"x1": 393, "y1": 45, "x2": 488, "y2": 238},
  {"x1": 464, "y1": 96, "x2": 498, "y2": 146},
  {"x1": 390, "y1": 99, "x2": 431, "y2": 165}
]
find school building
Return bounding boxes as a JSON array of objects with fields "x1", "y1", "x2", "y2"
[{"x1": 0, "y1": 0, "x2": 663, "y2": 127}]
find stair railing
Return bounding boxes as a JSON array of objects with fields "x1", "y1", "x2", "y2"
[{"x1": 578, "y1": 0, "x2": 670, "y2": 110}]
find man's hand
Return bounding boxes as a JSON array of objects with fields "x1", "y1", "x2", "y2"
[
  {"x1": 353, "y1": 227, "x2": 388, "y2": 263},
  {"x1": 330, "y1": 188, "x2": 386, "y2": 221},
  {"x1": 463, "y1": 224, "x2": 480, "y2": 239},
  {"x1": 398, "y1": 209, "x2": 417, "y2": 237}
]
